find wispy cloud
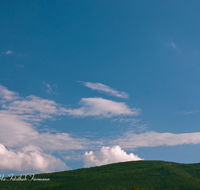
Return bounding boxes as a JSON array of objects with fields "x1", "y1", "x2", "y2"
[
  {"x1": 3, "y1": 50, "x2": 27, "y2": 57},
  {"x1": 5, "y1": 50, "x2": 14, "y2": 55},
  {"x1": 43, "y1": 82, "x2": 57, "y2": 94},
  {"x1": 112, "y1": 131, "x2": 200, "y2": 149},
  {"x1": 66, "y1": 97, "x2": 140, "y2": 118},
  {"x1": 171, "y1": 42, "x2": 176, "y2": 49},
  {"x1": 16, "y1": 64, "x2": 24, "y2": 68},
  {"x1": 175, "y1": 110, "x2": 199, "y2": 115},
  {"x1": 169, "y1": 42, "x2": 181, "y2": 53},
  {"x1": 112, "y1": 118, "x2": 140, "y2": 126},
  {"x1": 112, "y1": 118, "x2": 148, "y2": 133},
  {"x1": 81, "y1": 82, "x2": 129, "y2": 99},
  {"x1": 83, "y1": 145, "x2": 143, "y2": 167}
]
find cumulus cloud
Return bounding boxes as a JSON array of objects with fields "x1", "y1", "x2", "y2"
[
  {"x1": 66, "y1": 97, "x2": 140, "y2": 117},
  {"x1": 82, "y1": 82, "x2": 129, "y2": 99},
  {"x1": 112, "y1": 131, "x2": 200, "y2": 149},
  {"x1": 83, "y1": 145, "x2": 143, "y2": 167},
  {"x1": 0, "y1": 144, "x2": 68, "y2": 172}
]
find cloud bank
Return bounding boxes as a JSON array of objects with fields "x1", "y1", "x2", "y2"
[
  {"x1": 0, "y1": 85, "x2": 89, "y2": 151},
  {"x1": 82, "y1": 82, "x2": 129, "y2": 99},
  {"x1": 0, "y1": 85, "x2": 138, "y2": 152},
  {"x1": 83, "y1": 145, "x2": 143, "y2": 167},
  {"x1": 0, "y1": 144, "x2": 68, "y2": 172},
  {"x1": 0, "y1": 85, "x2": 89, "y2": 171},
  {"x1": 0, "y1": 110, "x2": 89, "y2": 150}
]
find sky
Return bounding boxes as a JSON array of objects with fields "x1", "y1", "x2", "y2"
[{"x1": 1, "y1": 0, "x2": 200, "y2": 175}]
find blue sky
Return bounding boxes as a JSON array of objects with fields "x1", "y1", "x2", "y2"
[{"x1": 1, "y1": 0, "x2": 200, "y2": 175}]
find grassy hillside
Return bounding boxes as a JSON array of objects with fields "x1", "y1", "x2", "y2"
[{"x1": 2, "y1": 160, "x2": 200, "y2": 190}]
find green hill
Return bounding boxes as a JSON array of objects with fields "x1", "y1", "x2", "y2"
[{"x1": 2, "y1": 160, "x2": 200, "y2": 190}]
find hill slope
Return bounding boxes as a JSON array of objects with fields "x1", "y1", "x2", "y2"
[{"x1": 2, "y1": 160, "x2": 200, "y2": 190}]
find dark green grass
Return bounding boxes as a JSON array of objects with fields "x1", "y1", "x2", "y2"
[{"x1": 2, "y1": 160, "x2": 200, "y2": 190}]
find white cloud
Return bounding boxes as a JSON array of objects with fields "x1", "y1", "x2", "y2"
[
  {"x1": 5, "y1": 50, "x2": 14, "y2": 55},
  {"x1": 43, "y1": 82, "x2": 57, "y2": 94},
  {"x1": 169, "y1": 42, "x2": 181, "y2": 52},
  {"x1": 1, "y1": 85, "x2": 137, "y2": 120},
  {"x1": 2, "y1": 95, "x2": 67, "y2": 122},
  {"x1": 82, "y1": 82, "x2": 129, "y2": 99},
  {"x1": 113, "y1": 118, "x2": 140, "y2": 126},
  {"x1": 66, "y1": 97, "x2": 140, "y2": 117},
  {"x1": 112, "y1": 131, "x2": 200, "y2": 149},
  {"x1": 171, "y1": 42, "x2": 176, "y2": 49},
  {"x1": 0, "y1": 85, "x2": 137, "y2": 152},
  {"x1": 175, "y1": 110, "x2": 199, "y2": 115},
  {"x1": 16, "y1": 64, "x2": 25, "y2": 68},
  {"x1": 0, "y1": 144, "x2": 68, "y2": 172},
  {"x1": 83, "y1": 145, "x2": 143, "y2": 167},
  {"x1": 0, "y1": 85, "x2": 90, "y2": 151},
  {"x1": 0, "y1": 110, "x2": 88, "y2": 150},
  {"x1": 0, "y1": 85, "x2": 18, "y2": 102},
  {"x1": 0, "y1": 85, "x2": 67, "y2": 123},
  {"x1": 44, "y1": 83, "x2": 52, "y2": 94}
]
